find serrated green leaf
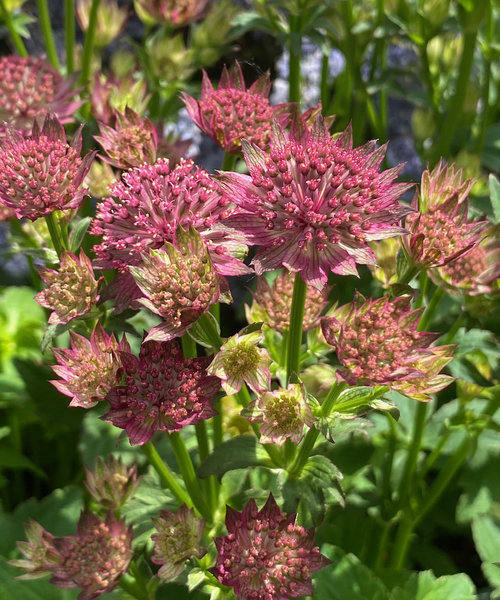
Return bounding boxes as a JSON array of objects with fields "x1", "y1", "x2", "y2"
[
  {"x1": 389, "y1": 570, "x2": 476, "y2": 600},
  {"x1": 472, "y1": 515, "x2": 500, "y2": 588},
  {"x1": 197, "y1": 435, "x2": 273, "y2": 480}
]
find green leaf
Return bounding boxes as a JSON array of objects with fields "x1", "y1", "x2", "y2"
[
  {"x1": 68, "y1": 217, "x2": 92, "y2": 253},
  {"x1": 389, "y1": 570, "x2": 476, "y2": 600},
  {"x1": 187, "y1": 311, "x2": 222, "y2": 350},
  {"x1": 197, "y1": 435, "x2": 273, "y2": 480},
  {"x1": 488, "y1": 174, "x2": 500, "y2": 223},
  {"x1": 0, "y1": 560, "x2": 78, "y2": 600},
  {"x1": 0, "y1": 446, "x2": 46, "y2": 477},
  {"x1": 472, "y1": 515, "x2": 500, "y2": 590}
]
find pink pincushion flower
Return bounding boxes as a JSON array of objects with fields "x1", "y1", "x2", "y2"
[
  {"x1": 51, "y1": 323, "x2": 130, "y2": 408},
  {"x1": 136, "y1": 0, "x2": 209, "y2": 26},
  {"x1": 419, "y1": 159, "x2": 474, "y2": 213},
  {"x1": 35, "y1": 249, "x2": 101, "y2": 325},
  {"x1": 181, "y1": 61, "x2": 291, "y2": 155},
  {"x1": 219, "y1": 114, "x2": 412, "y2": 289},
  {"x1": 103, "y1": 339, "x2": 220, "y2": 445},
  {"x1": 130, "y1": 226, "x2": 225, "y2": 342},
  {"x1": 0, "y1": 116, "x2": 95, "y2": 221},
  {"x1": 211, "y1": 494, "x2": 330, "y2": 600},
  {"x1": 151, "y1": 505, "x2": 206, "y2": 580},
  {"x1": 51, "y1": 512, "x2": 133, "y2": 600},
  {"x1": 94, "y1": 106, "x2": 158, "y2": 169},
  {"x1": 0, "y1": 55, "x2": 82, "y2": 134},
  {"x1": 321, "y1": 295, "x2": 455, "y2": 401},
  {"x1": 91, "y1": 158, "x2": 250, "y2": 275}
]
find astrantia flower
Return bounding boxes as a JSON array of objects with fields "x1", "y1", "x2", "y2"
[
  {"x1": 51, "y1": 323, "x2": 130, "y2": 408},
  {"x1": 0, "y1": 55, "x2": 81, "y2": 134},
  {"x1": 242, "y1": 383, "x2": 314, "y2": 445},
  {"x1": 220, "y1": 114, "x2": 412, "y2": 288},
  {"x1": 135, "y1": 0, "x2": 209, "y2": 26},
  {"x1": 76, "y1": 0, "x2": 128, "y2": 47},
  {"x1": 91, "y1": 158, "x2": 249, "y2": 275},
  {"x1": 51, "y1": 512, "x2": 133, "y2": 600},
  {"x1": 247, "y1": 270, "x2": 330, "y2": 333},
  {"x1": 84, "y1": 456, "x2": 141, "y2": 510},
  {"x1": 0, "y1": 116, "x2": 95, "y2": 221},
  {"x1": 94, "y1": 106, "x2": 158, "y2": 169},
  {"x1": 91, "y1": 70, "x2": 149, "y2": 125},
  {"x1": 9, "y1": 520, "x2": 62, "y2": 580},
  {"x1": 181, "y1": 61, "x2": 291, "y2": 155},
  {"x1": 130, "y1": 227, "x2": 225, "y2": 342},
  {"x1": 151, "y1": 505, "x2": 205, "y2": 580},
  {"x1": 35, "y1": 250, "x2": 101, "y2": 325},
  {"x1": 207, "y1": 329, "x2": 271, "y2": 395},
  {"x1": 211, "y1": 494, "x2": 330, "y2": 600},
  {"x1": 321, "y1": 295, "x2": 455, "y2": 401},
  {"x1": 103, "y1": 340, "x2": 220, "y2": 445},
  {"x1": 419, "y1": 159, "x2": 474, "y2": 213}
]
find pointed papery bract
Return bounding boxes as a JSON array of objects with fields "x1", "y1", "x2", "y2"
[
  {"x1": 211, "y1": 494, "x2": 330, "y2": 600},
  {"x1": 91, "y1": 158, "x2": 250, "y2": 276},
  {"x1": 247, "y1": 269, "x2": 330, "y2": 333},
  {"x1": 94, "y1": 106, "x2": 158, "y2": 169},
  {"x1": 51, "y1": 512, "x2": 133, "y2": 600},
  {"x1": 91, "y1": 70, "x2": 150, "y2": 125},
  {"x1": 35, "y1": 249, "x2": 101, "y2": 325},
  {"x1": 103, "y1": 339, "x2": 220, "y2": 445},
  {"x1": 219, "y1": 113, "x2": 412, "y2": 289},
  {"x1": 50, "y1": 323, "x2": 130, "y2": 408},
  {"x1": 207, "y1": 329, "x2": 271, "y2": 395},
  {"x1": 181, "y1": 61, "x2": 292, "y2": 154},
  {"x1": 84, "y1": 456, "x2": 141, "y2": 510},
  {"x1": 242, "y1": 383, "x2": 314, "y2": 445},
  {"x1": 321, "y1": 294, "x2": 455, "y2": 401},
  {"x1": 0, "y1": 115, "x2": 95, "y2": 220},
  {"x1": 419, "y1": 159, "x2": 474, "y2": 213},
  {"x1": 0, "y1": 55, "x2": 82, "y2": 134},
  {"x1": 130, "y1": 227, "x2": 224, "y2": 342},
  {"x1": 151, "y1": 505, "x2": 205, "y2": 580},
  {"x1": 9, "y1": 520, "x2": 62, "y2": 580},
  {"x1": 135, "y1": 0, "x2": 209, "y2": 26}
]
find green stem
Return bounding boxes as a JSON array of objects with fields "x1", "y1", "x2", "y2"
[
  {"x1": 397, "y1": 401, "x2": 428, "y2": 506},
  {"x1": 45, "y1": 212, "x2": 65, "y2": 258},
  {"x1": 286, "y1": 273, "x2": 306, "y2": 383},
  {"x1": 169, "y1": 431, "x2": 212, "y2": 522},
  {"x1": 118, "y1": 575, "x2": 151, "y2": 600},
  {"x1": 0, "y1": 0, "x2": 28, "y2": 56},
  {"x1": 418, "y1": 286, "x2": 445, "y2": 332},
  {"x1": 181, "y1": 333, "x2": 197, "y2": 358},
  {"x1": 212, "y1": 397, "x2": 223, "y2": 448},
  {"x1": 415, "y1": 271, "x2": 429, "y2": 309},
  {"x1": 320, "y1": 53, "x2": 329, "y2": 109},
  {"x1": 288, "y1": 13, "x2": 302, "y2": 103},
  {"x1": 64, "y1": 0, "x2": 75, "y2": 73},
  {"x1": 36, "y1": 0, "x2": 60, "y2": 70},
  {"x1": 475, "y1": 4, "x2": 493, "y2": 153},
  {"x1": 221, "y1": 152, "x2": 237, "y2": 172},
  {"x1": 141, "y1": 442, "x2": 192, "y2": 507},
  {"x1": 195, "y1": 419, "x2": 219, "y2": 513},
  {"x1": 79, "y1": 0, "x2": 100, "y2": 87},
  {"x1": 419, "y1": 38, "x2": 439, "y2": 124}
]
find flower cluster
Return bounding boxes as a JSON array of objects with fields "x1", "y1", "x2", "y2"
[{"x1": 84, "y1": 455, "x2": 141, "y2": 510}]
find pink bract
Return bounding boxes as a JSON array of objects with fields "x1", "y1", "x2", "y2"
[{"x1": 219, "y1": 114, "x2": 412, "y2": 289}]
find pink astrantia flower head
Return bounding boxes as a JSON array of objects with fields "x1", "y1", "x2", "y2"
[
  {"x1": 419, "y1": 159, "x2": 474, "y2": 213},
  {"x1": 321, "y1": 294, "x2": 455, "y2": 401},
  {"x1": 91, "y1": 158, "x2": 250, "y2": 276},
  {"x1": 51, "y1": 512, "x2": 133, "y2": 600},
  {"x1": 0, "y1": 115, "x2": 95, "y2": 221},
  {"x1": 0, "y1": 55, "x2": 82, "y2": 134},
  {"x1": 151, "y1": 505, "x2": 206, "y2": 580},
  {"x1": 130, "y1": 226, "x2": 226, "y2": 342},
  {"x1": 207, "y1": 328, "x2": 271, "y2": 395},
  {"x1": 135, "y1": 0, "x2": 209, "y2": 26},
  {"x1": 50, "y1": 323, "x2": 130, "y2": 408},
  {"x1": 103, "y1": 339, "x2": 220, "y2": 445},
  {"x1": 35, "y1": 249, "x2": 101, "y2": 325},
  {"x1": 181, "y1": 61, "x2": 291, "y2": 155},
  {"x1": 94, "y1": 106, "x2": 158, "y2": 169},
  {"x1": 242, "y1": 383, "x2": 314, "y2": 445},
  {"x1": 247, "y1": 270, "x2": 330, "y2": 333},
  {"x1": 211, "y1": 494, "x2": 330, "y2": 600},
  {"x1": 429, "y1": 225, "x2": 500, "y2": 296},
  {"x1": 9, "y1": 520, "x2": 62, "y2": 580},
  {"x1": 91, "y1": 70, "x2": 150, "y2": 125},
  {"x1": 84, "y1": 456, "x2": 141, "y2": 510},
  {"x1": 219, "y1": 114, "x2": 412, "y2": 289}
]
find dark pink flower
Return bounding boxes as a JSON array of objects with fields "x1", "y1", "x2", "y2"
[
  {"x1": 211, "y1": 494, "x2": 330, "y2": 600},
  {"x1": 181, "y1": 61, "x2": 291, "y2": 155},
  {"x1": 51, "y1": 323, "x2": 130, "y2": 408},
  {"x1": 0, "y1": 55, "x2": 82, "y2": 134},
  {"x1": 0, "y1": 115, "x2": 95, "y2": 220},
  {"x1": 219, "y1": 114, "x2": 412, "y2": 288},
  {"x1": 51, "y1": 512, "x2": 133, "y2": 600},
  {"x1": 321, "y1": 295, "x2": 455, "y2": 401},
  {"x1": 91, "y1": 158, "x2": 249, "y2": 275},
  {"x1": 103, "y1": 339, "x2": 220, "y2": 445}
]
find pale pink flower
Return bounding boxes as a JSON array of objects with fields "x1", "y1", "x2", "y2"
[
  {"x1": 136, "y1": 0, "x2": 209, "y2": 26},
  {"x1": 51, "y1": 323, "x2": 130, "y2": 408},
  {"x1": 91, "y1": 70, "x2": 149, "y2": 125},
  {"x1": 103, "y1": 340, "x2": 220, "y2": 445},
  {"x1": 9, "y1": 520, "x2": 62, "y2": 580},
  {"x1": 181, "y1": 61, "x2": 291, "y2": 154},
  {"x1": 0, "y1": 116, "x2": 95, "y2": 221},
  {"x1": 219, "y1": 114, "x2": 412, "y2": 289},
  {"x1": 418, "y1": 159, "x2": 474, "y2": 213},
  {"x1": 211, "y1": 494, "x2": 330, "y2": 600},
  {"x1": 84, "y1": 456, "x2": 141, "y2": 510},
  {"x1": 321, "y1": 295, "x2": 455, "y2": 401}
]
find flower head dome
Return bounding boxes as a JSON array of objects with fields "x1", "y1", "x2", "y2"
[
  {"x1": 0, "y1": 115, "x2": 95, "y2": 220},
  {"x1": 220, "y1": 114, "x2": 412, "y2": 289},
  {"x1": 211, "y1": 494, "x2": 330, "y2": 600},
  {"x1": 91, "y1": 157, "x2": 249, "y2": 275},
  {"x1": 181, "y1": 61, "x2": 291, "y2": 155}
]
